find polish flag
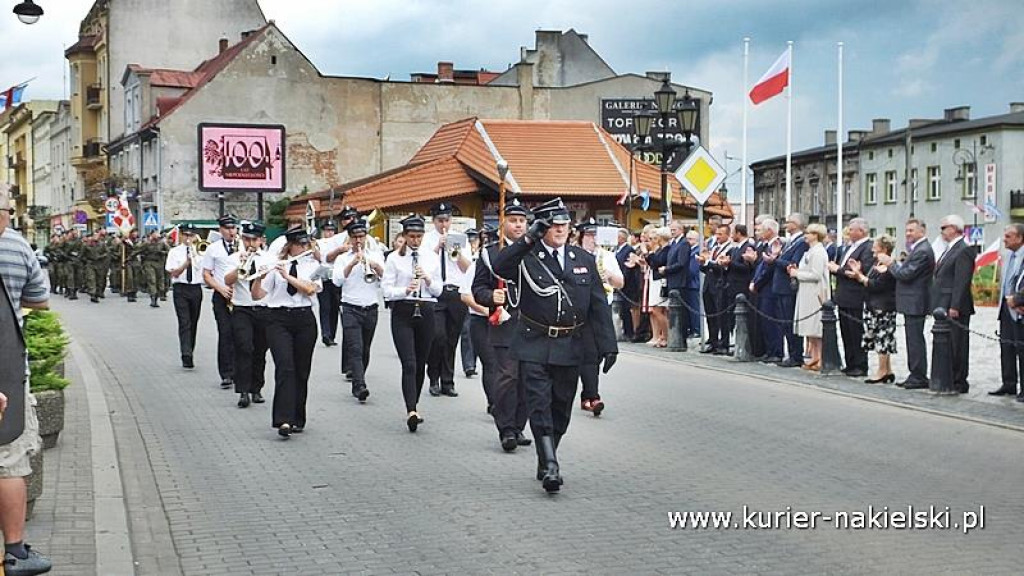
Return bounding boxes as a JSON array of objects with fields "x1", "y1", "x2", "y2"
[
  {"x1": 974, "y1": 239, "x2": 1002, "y2": 271},
  {"x1": 749, "y1": 50, "x2": 790, "y2": 105}
]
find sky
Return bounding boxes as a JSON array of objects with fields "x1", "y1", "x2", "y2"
[{"x1": 2, "y1": 0, "x2": 1023, "y2": 201}]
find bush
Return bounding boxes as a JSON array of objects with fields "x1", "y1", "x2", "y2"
[{"x1": 24, "y1": 310, "x2": 70, "y2": 391}]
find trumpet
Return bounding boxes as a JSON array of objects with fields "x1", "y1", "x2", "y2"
[
  {"x1": 449, "y1": 243, "x2": 461, "y2": 259},
  {"x1": 358, "y1": 251, "x2": 379, "y2": 283},
  {"x1": 235, "y1": 247, "x2": 259, "y2": 281}
]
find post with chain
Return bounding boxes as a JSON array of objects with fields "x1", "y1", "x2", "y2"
[
  {"x1": 667, "y1": 289, "x2": 687, "y2": 351},
  {"x1": 930, "y1": 308, "x2": 956, "y2": 394},
  {"x1": 733, "y1": 293, "x2": 753, "y2": 361},
  {"x1": 820, "y1": 300, "x2": 843, "y2": 375}
]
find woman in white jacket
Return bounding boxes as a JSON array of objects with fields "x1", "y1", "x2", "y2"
[{"x1": 788, "y1": 223, "x2": 831, "y2": 371}]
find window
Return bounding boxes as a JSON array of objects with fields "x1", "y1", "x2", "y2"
[
  {"x1": 869, "y1": 228, "x2": 877, "y2": 238},
  {"x1": 868, "y1": 151, "x2": 874, "y2": 160},
  {"x1": 930, "y1": 142, "x2": 937, "y2": 153},
  {"x1": 963, "y1": 163, "x2": 976, "y2": 199},
  {"x1": 954, "y1": 138, "x2": 960, "y2": 149},
  {"x1": 980, "y1": 135, "x2": 988, "y2": 146},
  {"x1": 885, "y1": 171, "x2": 898, "y2": 203},
  {"x1": 911, "y1": 168, "x2": 919, "y2": 201},
  {"x1": 845, "y1": 180, "x2": 852, "y2": 210},
  {"x1": 865, "y1": 173, "x2": 877, "y2": 204},
  {"x1": 811, "y1": 181, "x2": 820, "y2": 216},
  {"x1": 888, "y1": 149, "x2": 893, "y2": 158},
  {"x1": 794, "y1": 185, "x2": 802, "y2": 212},
  {"x1": 886, "y1": 227, "x2": 897, "y2": 238},
  {"x1": 125, "y1": 90, "x2": 133, "y2": 131},
  {"x1": 928, "y1": 166, "x2": 941, "y2": 200}
]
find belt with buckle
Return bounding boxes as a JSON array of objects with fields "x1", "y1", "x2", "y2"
[{"x1": 520, "y1": 314, "x2": 582, "y2": 338}]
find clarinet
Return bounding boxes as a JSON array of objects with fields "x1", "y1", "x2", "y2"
[{"x1": 411, "y1": 249, "x2": 423, "y2": 319}]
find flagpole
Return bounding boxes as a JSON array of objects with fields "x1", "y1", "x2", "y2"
[
  {"x1": 836, "y1": 41, "x2": 844, "y2": 232},
  {"x1": 741, "y1": 37, "x2": 750, "y2": 227},
  {"x1": 785, "y1": 40, "x2": 793, "y2": 217}
]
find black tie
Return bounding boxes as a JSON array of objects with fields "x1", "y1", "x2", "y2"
[
  {"x1": 186, "y1": 254, "x2": 193, "y2": 283},
  {"x1": 441, "y1": 247, "x2": 448, "y2": 283},
  {"x1": 287, "y1": 260, "x2": 298, "y2": 295},
  {"x1": 550, "y1": 249, "x2": 562, "y2": 274}
]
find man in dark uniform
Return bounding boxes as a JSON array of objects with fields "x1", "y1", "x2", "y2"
[
  {"x1": 317, "y1": 220, "x2": 343, "y2": 347},
  {"x1": 492, "y1": 198, "x2": 617, "y2": 493},
  {"x1": 473, "y1": 199, "x2": 533, "y2": 452}
]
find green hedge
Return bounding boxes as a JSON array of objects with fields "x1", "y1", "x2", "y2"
[{"x1": 24, "y1": 310, "x2": 70, "y2": 391}]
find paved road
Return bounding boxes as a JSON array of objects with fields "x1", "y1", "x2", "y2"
[{"x1": 51, "y1": 295, "x2": 1023, "y2": 575}]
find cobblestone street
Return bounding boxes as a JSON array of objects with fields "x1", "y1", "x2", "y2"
[{"x1": 25, "y1": 296, "x2": 1023, "y2": 575}]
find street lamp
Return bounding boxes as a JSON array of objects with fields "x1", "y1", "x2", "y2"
[
  {"x1": 953, "y1": 140, "x2": 995, "y2": 245},
  {"x1": 654, "y1": 80, "x2": 677, "y2": 225},
  {"x1": 13, "y1": 0, "x2": 43, "y2": 24}
]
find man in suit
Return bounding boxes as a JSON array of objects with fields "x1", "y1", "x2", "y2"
[
  {"x1": 875, "y1": 218, "x2": 935, "y2": 389},
  {"x1": 824, "y1": 230, "x2": 839, "y2": 262},
  {"x1": 827, "y1": 217, "x2": 874, "y2": 377},
  {"x1": 613, "y1": 228, "x2": 640, "y2": 341},
  {"x1": 684, "y1": 231, "x2": 702, "y2": 338},
  {"x1": 767, "y1": 213, "x2": 809, "y2": 367},
  {"x1": 751, "y1": 218, "x2": 784, "y2": 363},
  {"x1": 723, "y1": 224, "x2": 756, "y2": 355},
  {"x1": 698, "y1": 224, "x2": 732, "y2": 354},
  {"x1": 992, "y1": 223, "x2": 1024, "y2": 399},
  {"x1": 658, "y1": 220, "x2": 691, "y2": 351},
  {"x1": 930, "y1": 215, "x2": 976, "y2": 394}
]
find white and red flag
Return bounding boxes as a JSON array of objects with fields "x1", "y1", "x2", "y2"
[{"x1": 749, "y1": 50, "x2": 790, "y2": 105}]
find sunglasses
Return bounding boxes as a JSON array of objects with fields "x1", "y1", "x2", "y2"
[{"x1": 2, "y1": 208, "x2": 14, "y2": 215}]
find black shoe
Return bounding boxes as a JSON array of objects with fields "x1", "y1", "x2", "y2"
[
  {"x1": 989, "y1": 387, "x2": 1017, "y2": 396},
  {"x1": 760, "y1": 356, "x2": 782, "y2": 365},
  {"x1": 429, "y1": 381, "x2": 441, "y2": 396},
  {"x1": 150, "y1": 296, "x2": 159, "y2": 308},
  {"x1": 464, "y1": 368, "x2": 477, "y2": 377},
  {"x1": 712, "y1": 348, "x2": 727, "y2": 356},
  {"x1": 291, "y1": 426, "x2": 304, "y2": 433},
  {"x1": 407, "y1": 413, "x2": 422, "y2": 432},
  {"x1": 538, "y1": 436, "x2": 563, "y2": 493},
  {"x1": 778, "y1": 358, "x2": 802, "y2": 368},
  {"x1": 220, "y1": 379, "x2": 233, "y2": 389},
  {"x1": 237, "y1": 393, "x2": 251, "y2": 408},
  {"x1": 515, "y1": 432, "x2": 532, "y2": 446},
  {"x1": 182, "y1": 355, "x2": 194, "y2": 369},
  {"x1": 251, "y1": 392, "x2": 265, "y2": 404},
  {"x1": 90, "y1": 296, "x2": 99, "y2": 303},
  {"x1": 845, "y1": 369, "x2": 868, "y2": 378},
  {"x1": 344, "y1": 371, "x2": 353, "y2": 381},
  {"x1": 322, "y1": 337, "x2": 331, "y2": 346},
  {"x1": 4, "y1": 545, "x2": 52, "y2": 576},
  {"x1": 1016, "y1": 394, "x2": 1024, "y2": 403},
  {"x1": 127, "y1": 295, "x2": 137, "y2": 302},
  {"x1": 901, "y1": 380, "x2": 929, "y2": 390},
  {"x1": 278, "y1": 423, "x2": 292, "y2": 438},
  {"x1": 354, "y1": 386, "x2": 370, "y2": 403},
  {"x1": 500, "y1": 431, "x2": 518, "y2": 452},
  {"x1": 864, "y1": 373, "x2": 896, "y2": 384},
  {"x1": 441, "y1": 387, "x2": 459, "y2": 397},
  {"x1": 699, "y1": 344, "x2": 715, "y2": 354},
  {"x1": 591, "y1": 398, "x2": 605, "y2": 417}
]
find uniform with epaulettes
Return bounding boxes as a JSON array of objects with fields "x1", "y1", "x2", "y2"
[{"x1": 490, "y1": 197, "x2": 617, "y2": 493}]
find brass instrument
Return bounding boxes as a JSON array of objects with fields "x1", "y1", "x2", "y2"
[
  {"x1": 595, "y1": 247, "x2": 614, "y2": 296},
  {"x1": 235, "y1": 247, "x2": 259, "y2": 281},
  {"x1": 359, "y1": 250, "x2": 379, "y2": 283},
  {"x1": 411, "y1": 248, "x2": 423, "y2": 319}
]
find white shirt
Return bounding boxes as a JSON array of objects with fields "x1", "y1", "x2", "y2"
[
  {"x1": 840, "y1": 237, "x2": 871, "y2": 268},
  {"x1": 936, "y1": 236, "x2": 963, "y2": 264},
  {"x1": 201, "y1": 238, "x2": 237, "y2": 286},
  {"x1": 165, "y1": 244, "x2": 204, "y2": 285},
  {"x1": 540, "y1": 240, "x2": 567, "y2": 266},
  {"x1": 259, "y1": 255, "x2": 323, "y2": 308},
  {"x1": 230, "y1": 248, "x2": 268, "y2": 307},
  {"x1": 592, "y1": 247, "x2": 623, "y2": 304},
  {"x1": 382, "y1": 247, "x2": 443, "y2": 302},
  {"x1": 421, "y1": 229, "x2": 469, "y2": 288},
  {"x1": 333, "y1": 249, "x2": 383, "y2": 306},
  {"x1": 319, "y1": 232, "x2": 349, "y2": 265},
  {"x1": 460, "y1": 261, "x2": 487, "y2": 317}
]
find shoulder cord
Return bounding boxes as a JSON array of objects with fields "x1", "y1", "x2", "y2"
[
  {"x1": 480, "y1": 247, "x2": 522, "y2": 309},
  {"x1": 519, "y1": 251, "x2": 574, "y2": 319}
]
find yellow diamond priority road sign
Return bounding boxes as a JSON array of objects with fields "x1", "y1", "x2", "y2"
[{"x1": 675, "y1": 146, "x2": 725, "y2": 206}]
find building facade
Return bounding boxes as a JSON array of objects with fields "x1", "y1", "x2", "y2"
[{"x1": 0, "y1": 100, "x2": 61, "y2": 244}]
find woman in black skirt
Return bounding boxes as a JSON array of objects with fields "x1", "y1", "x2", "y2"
[{"x1": 251, "y1": 226, "x2": 322, "y2": 438}]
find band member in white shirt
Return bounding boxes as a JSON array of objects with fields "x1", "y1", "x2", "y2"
[
  {"x1": 381, "y1": 215, "x2": 442, "y2": 432},
  {"x1": 223, "y1": 221, "x2": 269, "y2": 408},
  {"x1": 251, "y1": 226, "x2": 323, "y2": 438},
  {"x1": 332, "y1": 218, "x2": 384, "y2": 403},
  {"x1": 316, "y1": 220, "x2": 343, "y2": 347},
  {"x1": 576, "y1": 218, "x2": 624, "y2": 416},
  {"x1": 164, "y1": 223, "x2": 205, "y2": 369},
  {"x1": 421, "y1": 202, "x2": 471, "y2": 397},
  {"x1": 318, "y1": 206, "x2": 360, "y2": 376},
  {"x1": 202, "y1": 214, "x2": 240, "y2": 388}
]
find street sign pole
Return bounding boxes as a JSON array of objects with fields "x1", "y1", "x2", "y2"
[{"x1": 697, "y1": 201, "x2": 706, "y2": 344}]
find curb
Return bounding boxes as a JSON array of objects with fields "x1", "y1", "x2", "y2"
[
  {"x1": 71, "y1": 340, "x2": 136, "y2": 576},
  {"x1": 620, "y1": 344, "x2": 1024, "y2": 435}
]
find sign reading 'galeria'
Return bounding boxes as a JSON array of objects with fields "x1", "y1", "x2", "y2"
[
  {"x1": 198, "y1": 123, "x2": 286, "y2": 193},
  {"x1": 600, "y1": 98, "x2": 701, "y2": 173}
]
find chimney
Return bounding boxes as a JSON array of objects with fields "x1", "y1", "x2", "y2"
[
  {"x1": 219, "y1": 36, "x2": 229, "y2": 54},
  {"x1": 578, "y1": 33, "x2": 589, "y2": 44},
  {"x1": 1010, "y1": 102, "x2": 1024, "y2": 114},
  {"x1": 871, "y1": 118, "x2": 890, "y2": 135},
  {"x1": 847, "y1": 130, "x2": 869, "y2": 142},
  {"x1": 943, "y1": 106, "x2": 970, "y2": 122},
  {"x1": 436, "y1": 61, "x2": 454, "y2": 83},
  {"x1": 645, "y1": 71, "x2": 670, "y2": 82},
  {"x1": 824, "y1": 130, "x2": 837, "y2": 146},
  {"x1": 908, "y1": 118, "x2": 937, "y2": 129}
]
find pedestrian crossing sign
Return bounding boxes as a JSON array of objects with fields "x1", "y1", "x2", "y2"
[
  {"x1": 675, "y1": 145, "x2": 726, "y2": 206},
  {"x1": 143, "y1": 211, "x2": 160, "y2": 230}
]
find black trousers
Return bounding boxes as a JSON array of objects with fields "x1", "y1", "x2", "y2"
[
  {"x1": 951, "y1": 315, "x2": 971, "y2": 394},
  {"x1": 428, "y1": 289, "x2": 467, "y2": 390},
  {"x1": 747, "y1": 292, "x2": 765, "y2": 358},
  {"x1": 776, "y1": 294, "x2": 802, "y2": 363},
  {"x1": 342, "y1": 303, "x2": 378, "y2": 390},
  {"x1": 719, "y1": 288, "x2": 736, "y2": 349},
  {"x1": 172, "y1": 284, "x2": 202, "y2": 357},
  {"x1": 468, "y1": 315, "x2": 496, "y2": 406},
  {"x1": 839, "y1": 306, "x2": 868, "y2": 372},
  {"x1": 903, "y1": 315, "x2": 928, "y2": 384},
  {"x1": 211, "y1": 292, "x2": 235, "y2": 380},
  {"x1": 579, "y1": 323, "x2": 601, "y2": 401},
  {"x1": 492, "y1": 346, "x2": 528, "y2": 436},
  {"x1": 232, "y1": 306, "x2": 267, "y2": 394},
  {"x1": 616, "y1": 295, "x2": 635, "y2": 339},
  {"x1": 460, "y1": 316, "x2": 476, "y2": 373},
  {"x1": 266, "y1": 307, "x2": 317, "y2": 429},
  {"x1": 317, "y1": 283, "x2": 341, "y2": 341},
  {"x1": 703, "y1": 288, "x2": 722, "y2": 348},
  {"x1": 391, "y1": 301, "x2": 436, "y2": 412},
  {"x1": 999, "y1": 305, "x2": 1024, "y2": 394},
  {"x1": 521, "y1": 361, "x2": 579, "y2": 438}
]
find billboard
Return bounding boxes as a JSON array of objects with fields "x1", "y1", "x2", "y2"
[
  {"x1": 600, "y1": 98, "x2": 701, "y2": 173},
  {"x1": 198, "y1": 123, "x2": 286, "y2": 192}
]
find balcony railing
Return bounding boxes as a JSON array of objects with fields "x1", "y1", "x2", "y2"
[{"x1": 86, "y1": 84, "x2": 102, "y2": 109}]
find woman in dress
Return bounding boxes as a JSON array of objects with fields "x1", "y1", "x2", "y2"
[
  {"x1": 847, "y1": 235, "x2": 898, "y2": 383},
  {"x1": 250, "y1": 226, "x2": 323, "y2": 438},
  {"x1": 645, "y1": 227, "x2": 672, "y2": 347},
  {"x1": 789, "y1": 223, "x2": 831, "y2": 371}
]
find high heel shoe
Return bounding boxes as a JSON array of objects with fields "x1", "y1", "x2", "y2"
[
  {"x1": 864, "y1": 373, "x2": 896, "y2": 384},
  {"x1": 407, "y1": 412, "x2": 423, "y2": 432}
]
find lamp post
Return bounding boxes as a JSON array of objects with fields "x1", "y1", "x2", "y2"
[
  {"x1": 13, "y1": 0, "x2": 43, "y2": 24},
  {"x1": 953, "y1": 140, "x2": 995, "y2": 246}
]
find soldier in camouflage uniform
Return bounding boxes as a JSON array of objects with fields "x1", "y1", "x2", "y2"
[
  {"x1": 108, "y1": 232, "x2": 122, "y2": 293},
  {"x1": 141, "y1": 230, "x2": 166, "y2": 308},
  {"x1": 52, "y1": 232, "x2": 68, "y2": 296},
  {"x1": 117, "y1": 229, "x2": 141, "y2": 303},
  {"x1": 43, "y1": 234, "x2": 61, "y2": 295},
  {"x1": 83, "y1": 233, "x2": 110, "y2": 303},
  {"x1": 64, "y1": 229, "x2": 84, "y2": 300},
  {"x1": 93, "y1": 228, "x2": 111, "y2": 298}
]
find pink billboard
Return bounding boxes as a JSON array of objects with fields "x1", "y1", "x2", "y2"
[{"x1": 198, "y1": 123, "x2": 286, "y2": 192}]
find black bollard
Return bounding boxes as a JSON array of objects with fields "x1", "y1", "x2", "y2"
[
  {"x1": 734, "y1": 294, "x2": 753, "y2": 362},
  {"x1": 667, "y1": 289, "x2": 687, "y2": 352},
  {"x1": 930, "y1": 308, "x2": 956, "y2": 395},
  {"x1": 611, "y1": 298, "x2": 626, "y2": 342},
  {"x1": 820, "y1": 300, "x2": 843, "y2": 375}
]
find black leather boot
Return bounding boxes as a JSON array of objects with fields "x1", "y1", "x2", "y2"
[
  {"x1": 237, "y1": 393, "x2": 251, "y2": 408},
  {"x1": 150, "y1": 295, "x2": 159, "y2": 308},
  {"x1": 538, "y1": 435, "x2": 562, "y2": 493}
]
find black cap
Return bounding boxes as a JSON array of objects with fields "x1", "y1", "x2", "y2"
[
  {"x1": 218, "y1": 214, "x2": 238, "y2": 228},
  {"x1": 322, "y1": 220, "x2": 338, "y2": 231},
  {"x1": 180, "y1": 223, "x2": 199, "y2": 234},
  {"x1": 465, "y1": 228, "x2": 478, "y2": 238},
  {"x1": 576, "y1": 217, "x2": 598, "y2": 234},
  {"x1": 504, "y1": 197, "x2": 530, "y2": 217},
  {"x1": 345, "y1": 218, "x2": 368, "y2": 234},
  {"x1": 400, "y1": 214, "x2": 426, "y2": 233},
  {"x1": 429, "y1": 202, "x2": 456, "y2": 218},
  {"x1": 533, "y1": 198, "x2": 571, "y2": 224},
  {"x1": 241, "y1": 221, "x2": 266, "y2": 238},
  {"x1": 338, "y1": 206, "x2": 359, "y2": 220},
  {"x1": 284, "y1": 225, "x2": 311, "y2": 244}
]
